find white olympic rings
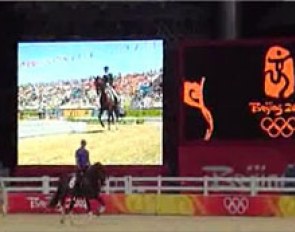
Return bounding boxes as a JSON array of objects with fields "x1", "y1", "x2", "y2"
[{"x1": 223, "y1": 196, "x2": 249, "y2": 215}]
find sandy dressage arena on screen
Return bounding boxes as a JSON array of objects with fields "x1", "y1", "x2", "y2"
[
  {"x1": 18, "y1": 120, "x2": 162, "y2": 165},
  {"x1": 1, "y1": 215, "x2": 295, "y2": 232}
]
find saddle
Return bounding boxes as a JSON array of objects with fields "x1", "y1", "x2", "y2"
[
  {"x1": 105, "y1": 86, "x2": 119, "y2": 104},
  {"x1": 68, "y1": 172, "x2": 84, "y2": 192}
]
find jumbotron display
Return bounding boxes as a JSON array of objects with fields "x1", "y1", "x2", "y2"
[
  {"x1": 181, "y1": 41, "x2": 295, "y2": 141},
  {"x1": 18, "y1": 40, "x2": 163, "y2": 165}
]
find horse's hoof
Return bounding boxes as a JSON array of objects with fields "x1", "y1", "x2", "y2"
[
  {"x1": 70, "y1": 219, "x2": 74, "y2": 226},
  {"x1": 88, "y1": 211, "x2": 94, "y2": 219},
  {"x1": 99, "y1": 206, "x2": 106, "y2": 214},
  {"x1": 60, "y1": 219, "x2": 64, "y2": 224}
]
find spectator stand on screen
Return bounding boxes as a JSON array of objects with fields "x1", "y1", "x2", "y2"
[{"x1": 18, "y1": 68, "x2": 163, "y2": 118}]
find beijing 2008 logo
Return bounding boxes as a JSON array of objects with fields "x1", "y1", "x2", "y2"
[
  {"x1": 183, "y1": 77, "x2": 214, "y2": 141},
  {"x1": 249, "y1": 45, "x2": 295, "y2": 138}
]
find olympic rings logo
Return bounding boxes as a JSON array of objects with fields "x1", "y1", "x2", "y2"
[
  {"x1": 260, "y1": 117, "x2": 295, "y2": 138},
  {"x1": 223, "y1": 196, "x2": 249, "y2": 215}
]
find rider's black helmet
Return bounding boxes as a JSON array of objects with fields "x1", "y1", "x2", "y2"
[{"x1": 81, "y1": 139, "x2": 87, "y2": 146}]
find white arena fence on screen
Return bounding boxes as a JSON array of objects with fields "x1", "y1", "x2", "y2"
[
  {"x1": 18, "y1": 117, "x2": 161, "y2": 138},
  {"x1": 18, "y1": 120, "x2": 88, "y2": 138},
  {"x1": 1, "y1": 176, "x2": 295, "y2": 195}
]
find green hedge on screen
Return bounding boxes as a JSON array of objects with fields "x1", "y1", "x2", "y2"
[
  {"x1": 124, "y1": 108, "x2": 162, "y2": 117},
  {"x1": 20, "y1": 108, "x2": 162, "y2": 119}
]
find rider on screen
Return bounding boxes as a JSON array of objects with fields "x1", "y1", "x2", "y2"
[{"x1": 102, "y1": 66, "x2": 120, "y2": 103}]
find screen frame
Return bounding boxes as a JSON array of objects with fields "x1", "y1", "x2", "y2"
[{"x1": 16, "y1": 37, "x2": 166, "y2": 167}]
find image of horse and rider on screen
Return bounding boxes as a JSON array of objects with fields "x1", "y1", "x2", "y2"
[{"x1": 17, "y1": 40, "x2": 163, "y2": 165}]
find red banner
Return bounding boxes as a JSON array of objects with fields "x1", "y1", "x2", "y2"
[
  {"x1": 199, "y1": 195, "x2": 278, "y2": 216},
  {"x1": 7, "y1": 193, "x2": 123, "y2": 214},
  {"x1": 7, "y1": 193, "x2": 295, "y2": 216},
  {"x1": 178, "y1": 141, "x2": 295, "y2": 178}
]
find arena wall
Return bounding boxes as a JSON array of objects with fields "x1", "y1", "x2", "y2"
[
  {"x1": 6, "y1": 193, "x2": 295, "y2": 217},
  {"x1": 178, "y1": 141, "x2": 295, "y2": 178}
]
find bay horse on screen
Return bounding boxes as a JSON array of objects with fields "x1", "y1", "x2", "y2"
[
  {"x1": 48, "y1": 162, "x2": 106, "y2": 223},
  {"x1": 95, "y1": 76, "x2": 120, "y2": 130}
]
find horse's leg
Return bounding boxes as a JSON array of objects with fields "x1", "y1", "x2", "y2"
[
  {"x1": 66, "y1": 196, "x2": 76, "y2": 214},
  {"x1": 85, "y1": 198, "x2": 94, "y2": 221},
  {"x1": 98, "y1": 108, "x2": 105, "y2": 128},
  {"x1": 59, "y1": 196, "x2": 67, "y2": 224},
  {"x1": 67, "y1": 196, "x2": 77, "y2": 225},
  {"x1": 114, "y1": 110, "x2": 118, "y2": 130},
  {"x1": 84, "y1": 197, "x2": 90, "y2": 213},
  {"x1": 96, "y1": 195, "x2": 106, "y2": 215},
  {"x1": 114, "y1": 106, "x2": 119, "y2": 130},
  {"x1": 107, "y1": 109, "x2": 112, "y2": 131},
  {"x1": 111, "y1": 109, "x2": 118, "y2": 130},
  {"x1": 111, "y1": 109, "x2": 115, "y2": 124}
]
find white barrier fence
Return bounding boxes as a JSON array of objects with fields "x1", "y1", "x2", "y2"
[
  {"x1": 18, "y1": 120, "x2": 87, "y2": 138},
  {"x1": 1, "y1": 176, "x2": 295, "y2": 196}
]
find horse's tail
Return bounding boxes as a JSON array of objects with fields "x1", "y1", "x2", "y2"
[
  {"x1": 48, "y1": 177, "x2": 66, "y2": 208},
  {"x1": 100, "y1": 165, "x2": 107, "y2": 186}
]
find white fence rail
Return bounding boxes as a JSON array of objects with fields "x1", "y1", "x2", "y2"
[{"x1": 1, "y1": 176, "x2": 295, "y2": 196}]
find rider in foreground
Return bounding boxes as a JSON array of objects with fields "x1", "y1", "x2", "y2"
[
  {"x1": 74, "y1": 140, "x2": 106, "y2": 215},
  {"x1": 75, "y1": 139, "x2": 90, "y2": 191},
  {"x1": 48, "y1": 140, "x2": 106, "y2": 222}
]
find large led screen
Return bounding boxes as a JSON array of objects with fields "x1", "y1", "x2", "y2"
[
  {"x1": 181, "y1": 41, "x2": 295, "y2": 141},
  {"x1": 18, "y1": 40, "x2": 163, "y2": 165}
]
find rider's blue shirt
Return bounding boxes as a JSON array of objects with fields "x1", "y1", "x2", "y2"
[{"x1": 75, "y1": 148, "x2": 90, "y2": 169}]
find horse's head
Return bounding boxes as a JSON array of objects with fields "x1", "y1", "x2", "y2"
[{"x1": 86, "y1": 162, "x2": 106, "y2": 185}]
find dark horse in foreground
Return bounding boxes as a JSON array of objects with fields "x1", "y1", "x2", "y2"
[
  {"x1": 48, "y1": 162, "x2": 106, "y2": 223},
  {"x1": 95, "y1": 77, "x2": 120, "y2": 130}
]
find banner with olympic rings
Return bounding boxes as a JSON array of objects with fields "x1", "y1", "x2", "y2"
[{"x1": 6, "y1": 193, "x2": 295, "y2": 217}]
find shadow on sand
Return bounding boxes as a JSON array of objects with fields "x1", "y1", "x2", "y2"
[{"x1": 77, "y1": 129, "x2": 105, "y2": 134}]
